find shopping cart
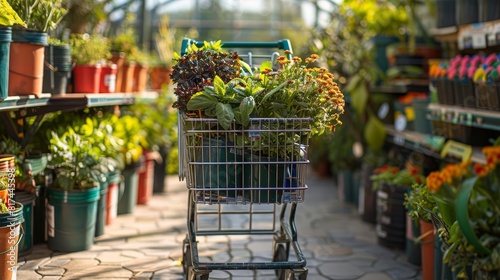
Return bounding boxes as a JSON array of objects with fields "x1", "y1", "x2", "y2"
[{"x1": 179, "y1": 39, "x2": 309, "y2": 280}]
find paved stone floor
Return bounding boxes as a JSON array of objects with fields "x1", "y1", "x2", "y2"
[{"x1": 16, "y1": 173, "x2": 422, "y2": 279}]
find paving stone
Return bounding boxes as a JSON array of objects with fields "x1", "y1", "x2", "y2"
[
  {"x1": 19, "y1": 257, "x2": 51, "y2": 271},
  {"x1": 61, "y1": 265, "x2": 133, "y2": 279},
  {"x1": 386, "y1": 266, "x2": 420, "y2": 279},
  {"x1": 357, "y1": 272, "x2": 393, "y2": 280},
  {"x1": 133, "y1": 271, "x2": 154, "y2": 280},
  {"x1": 62, "y1": 259, "x2": 100, "y2": 273},
  {"x1": 211, "y1": 251, "x2": 231, "y2": 263},
  {"x1": 43, "y1": 258, "x2": 71, "y2": 267},
  {"x1": 96, "y1": 251, "x2": 135, "y2": 265},
  {"x1": 317, "y1": 262, "x2": 365, "y2": 279},
  {"x1": 122, "y1": 256, "x2": 162, "y2": 272},
  {"x1": 15, "y1": 270, "x2": 43, "y2": 280},
  {"x1": 41, "y1": 276, "x2": 62, "y2": 280},
  {"x1": 52, "y1": 250, "x2": 99, "y2": 259},
  {"x1": 36, "y1": 267, "x2": 65, "y2": 276}
]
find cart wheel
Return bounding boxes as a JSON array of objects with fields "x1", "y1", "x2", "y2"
[
  {"x1": 273, "y1": 244, "x2": 287, "y2": 280},
  {"x1": 182, "y1": 245, "x2": 191, "y2": 279}
]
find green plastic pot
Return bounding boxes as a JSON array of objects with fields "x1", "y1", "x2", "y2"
[
  {"x1": 15, "y1": 191, "x2": 36, "y2": 256},
  {"x1": 95, "y1": 181, "x2": 108, "y2": 237},
  {"x1": 46, "y1": 186, "x2": 99, "y2": 252},
  {"x1": 118, "y1": 161, "x2": 141, "y2": 215}
]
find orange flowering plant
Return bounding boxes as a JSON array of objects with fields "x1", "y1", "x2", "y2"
[{"x1": 425, "y1": 139, "x2": 500, "y2": 277}]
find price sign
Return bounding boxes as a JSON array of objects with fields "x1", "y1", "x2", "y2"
[{"x1": 440, "y1": 140, "x2": 472, "y2": 162}]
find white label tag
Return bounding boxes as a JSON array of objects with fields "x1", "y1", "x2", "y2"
[
  {"x1": 46, "y1": 204, "x2": 55, "y2": 237},
  {"x1": 110, "y1": 186, "x2": 118, "y2": 220}
]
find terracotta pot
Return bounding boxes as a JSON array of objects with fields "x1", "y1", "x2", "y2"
[
  {"x1": 73, "y1": 64, "x2": 102, "y2": 93},
  {"x1": 133, "y1": 64, "x2": 149, "y2": 92},
  {"x1": 110, "y1": 52, "x2": 125, "y2": 92},
  {"x1": 420, "y1": 220, "x2": 435, "y2": 280},
  {"x1": 9, "y1": 42, "x2": 45, "y2": 97},
  {"x1": 150, "y1": 66, "x2": 172, "y2": 90},
  {"x1": 120, "y1": 62, "x2": 136, "y2": 93}
]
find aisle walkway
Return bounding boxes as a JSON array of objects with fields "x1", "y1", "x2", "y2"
[{"x1": 17, "y1": 173, "x2": 421, "y2": 279}]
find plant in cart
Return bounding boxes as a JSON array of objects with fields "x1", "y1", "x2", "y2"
[{"x1": 174, "y1": 41, "x2": 345, "y2": 204}]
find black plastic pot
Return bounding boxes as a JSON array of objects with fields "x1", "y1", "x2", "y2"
[
  {"x1": 376, "y1": 183, "x2": 408, "y2": 250},
  {"x1": 153, "y1": 147, "x2": 168, "y2": 193},
  {"x1": 42, "y1": 44, "x2": 71, "y2": 95}
]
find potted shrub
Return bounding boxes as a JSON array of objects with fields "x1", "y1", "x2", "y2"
[
  {"x1": 150, "y1": 15, "x2": 175, "y2": 90},
  {"x1": 110, "y1": 31, "x2": 138, "y2": 93},
  {"x1": 46, "y1": 129, "x2": 108, "y2": 252},
  {"x1": 7, "y1": 0, "x2": 67, "y2": 97},
  {"x1": 0, "y1": 1, "x2": 24, "y2": 100},
  {"x1": 69, "y1": 33, "x2": 111, "y2": 93}
]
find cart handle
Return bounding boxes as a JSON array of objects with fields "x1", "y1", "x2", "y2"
[{"x1": 180, "y1": 38, "x2": 293, "y2": 58}]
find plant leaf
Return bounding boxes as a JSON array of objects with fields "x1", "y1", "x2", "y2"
[
  {"x1": 215, "y1": 103, "x2": 234, "y2": 130},
  {"x1": 213, "y1": 76, "x2": 226, "y2": 97},
  {"x1": 239, "y1": 96, "x2": 255, "y2": 126},
  {"x1": 186, "y1": 92, "x2": 218, "y2": 111},
  {"x1": 364, "y1": 115, "x2": 386, "y2": 151},
  {"x1": 350, "y1": 80, "x2": 368, "y2": 115}
]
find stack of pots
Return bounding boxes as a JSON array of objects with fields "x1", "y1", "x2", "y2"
[{"x1": 42, "y1": 44, "x2": 72, "y2": 95}]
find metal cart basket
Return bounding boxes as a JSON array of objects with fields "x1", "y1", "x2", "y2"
[{"x1": 179, "y1": 39, "x2": 309, "y2": 280}]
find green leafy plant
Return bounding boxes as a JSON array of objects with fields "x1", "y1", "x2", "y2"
[
  {"x1": 48, "y1": 129, "x2": 106, "y2": 191},
  {"x1": 187, "y1": 75, "x2": 263, "y2": 129},
  {"x1": 404, "y1": 183, "x2": 437, "y2": 223},
  {"x1": 69, "y1": 33, "x2": 111, "y2": 65},
  {"x1": 153, "y1": 14, "x2": 175, "y2": 68},
  {"x1": 126, "y1": 90, "x2": 176, "y2": 152},
  {"x1": 8, "y1": 0, "x2": 66, "y2": 32},
  {"x1": 0, "y1": 0, "x2": 25, "y2": 26}
]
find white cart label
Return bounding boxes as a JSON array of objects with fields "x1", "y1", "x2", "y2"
[{"x1": 46, "y1": 204, "x2": 55, "y2": 237}]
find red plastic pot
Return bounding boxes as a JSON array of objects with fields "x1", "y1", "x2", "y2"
[
  {"x1": 137, "y1": 151, "x2": 156, "y2": 205},
  {"x1": 73, "y1": 64, "x2": 101, "y2": 93},
  {"x1": 106, "y1": 178, "x2": 120, "y2": 225}
]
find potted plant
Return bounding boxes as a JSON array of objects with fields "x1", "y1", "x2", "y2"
[
  {"x1": 405, "y1": 182, "x2": 440, "y2": 280},
  {"x1": 128, "y1": 48, "x2": 150, "y2": 93},
  {"x1": 150, "y1": 14, "x2": 175, "y2": 90},
  {"x1": 370, "y1": 163, "x2": 424, "y2": 250},
  {"x1": 0, "y1": 1, "x2": 24, "y2": 100},
  {"x1": 69, "y1": 33, "x2": 111, "y2": 93},
  {"x1": 46, "y1": 128, "x2": 107, "y2": 252},
  {"x1": 426, "y1": 141, "x2": 500, "y2": 279},
  {"x1": 7, "y1": 0, "x2": 67, "y2": 97}
]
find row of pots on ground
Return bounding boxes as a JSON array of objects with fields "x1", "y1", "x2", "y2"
[
  {"x1": 0, "y1": 149, "x2": 168, "y2": 279},
  {"x1": 0, "y1": 28, "x2": 172, "y2": 99}
]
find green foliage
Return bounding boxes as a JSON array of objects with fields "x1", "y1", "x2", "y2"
[
  {"x1": 125, "y1": 90, "x2": 177, "y2": 152},
  {"x1": 0, "y1": 0, "x2": 25, "y2": 27},
  {"x1": 187, "y1": 76, "x2": 259, "y2": 129},
  {"x1": 0, "y1": 202, "x2": 8, "y2": 213},
  {"x1": 48, "y1": 129, "x2": 106, "y2": 191},
  {"x1": 8, "y1": 0, "x2": 66, "y2": 32},
  {"x1": 404, "y1": 183, "x2": 437, "y2": 223},
  {"x1": 69, "y1": 33, "x2": 111, "y2": 65}
]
